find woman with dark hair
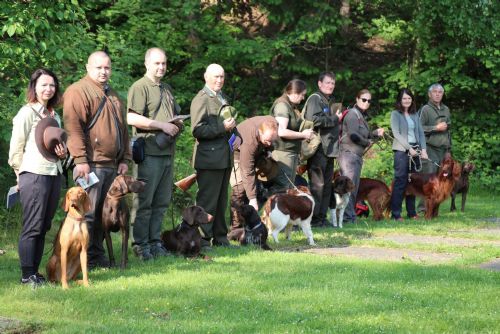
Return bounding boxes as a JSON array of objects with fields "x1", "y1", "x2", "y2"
[
  {"x1": 389, "y1": 88, "x2": 428, "y2": 221},
  {"x1": 338, "y1": 89, "x2": 384, "y2": 224},
  {"x1": 8, "y1": 69, "x2": 67, "y2": 286},
  {"x1": 270, "y1": 79, "x2": 314, "y2": 192}
]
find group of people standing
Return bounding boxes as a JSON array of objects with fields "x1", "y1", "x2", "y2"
[{"x1": 8, "y1": 47, "x2": 451, "y2": 286}]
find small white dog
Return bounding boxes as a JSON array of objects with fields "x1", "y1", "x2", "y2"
[
  {"x1": 261, "y1": 186, "x2": 316, "y2": 245},
  {"x1": 329, "y1": 176, "x2": 355, "y2": 228}
]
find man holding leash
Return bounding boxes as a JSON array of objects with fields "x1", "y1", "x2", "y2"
[
  {"x1": 127, "y1": 48, "x2": 182, "y2": 261},
  {"x1": 64, "y1": 51, "x2": 131, "y2": 269}
]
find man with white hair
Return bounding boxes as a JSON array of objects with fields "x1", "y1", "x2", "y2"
[
  {"x1": 127, "y1": 48, "x2": 181, "y2": 261},
  {"x1": 64, "y1": 51, "x2": 131, "y2": 269},
  {"x1": 419, "y1": 83, "x2": 451, "y2": 174},
  {"x1": 190, "y1": 64, "x2": 236, "y2": 249}
]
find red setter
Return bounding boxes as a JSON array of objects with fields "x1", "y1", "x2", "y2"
[
  {"x1": 405, "y1": 157, "x2": 461, "y2": 219},
  {"x1": 356, "y1": 178, "x2": 391, "y2": 221}
]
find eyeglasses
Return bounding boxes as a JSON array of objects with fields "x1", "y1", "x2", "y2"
[{"x1": 360, "y1": 98, "x2": 371, "y2": 103}]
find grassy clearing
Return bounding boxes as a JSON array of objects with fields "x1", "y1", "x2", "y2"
[{"x1": 0, "y1": 188, "x2": 499, "y2": 333}]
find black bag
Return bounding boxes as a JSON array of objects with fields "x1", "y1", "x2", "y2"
[{"x1": 131, "y1": 136, "x2": 146, "y2": 164}]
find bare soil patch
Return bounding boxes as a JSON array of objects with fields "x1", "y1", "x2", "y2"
[
  {"x1": 377, "y1": 234, "x2": 500, "y2": 247},
  {"x1": 478, "y1": 258, "x2": 500, "y2": 271},
  {"x1": 304, "y1": 246, "x2": 459, "y2": 264}
]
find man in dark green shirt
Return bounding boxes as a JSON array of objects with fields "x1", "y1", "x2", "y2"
[
  {"x1": 127, "y1": 48, "x2": 181, "y2": 261},
  {"x1": 420, "y1": 83, "x2": 451, "y2": 174}
]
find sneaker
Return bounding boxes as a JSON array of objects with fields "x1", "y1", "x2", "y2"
[
  {"x1": 35, "y1": 273, "x2": 46, "y2": 284},
  {"x1": 132, "y1": 245, "x2": 153, "y2": 262},
  {"x1": 20, "y1": 274, "x2": 44, "y2": 287},
  {"x1": 150, "y1": 243, "x2": 170, "y2": 258}
]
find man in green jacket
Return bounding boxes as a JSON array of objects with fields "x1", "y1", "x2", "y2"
[
  {"x1": 420, "y1": 83, "x2": 451, "y2": 174},
  {"x1": 190, "y1": 64, "x2": 236, "y2": 249},
  {"x1": 127, "y1": 48, "x2": 182, "y2": 261},
  {"x1": 303, "y1": 72, "x2": 342, "y2": 227}
]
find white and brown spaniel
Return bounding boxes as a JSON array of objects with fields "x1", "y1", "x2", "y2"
[
  {"x1": 261, "y1": 186, "x2": 315, "y2": 245},
  {"x1": 329, "y1": 175, "x2": 355, "y2": 228}
]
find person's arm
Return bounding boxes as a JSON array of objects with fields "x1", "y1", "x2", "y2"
[
  {"x1": 345, "y1": 110, "x2": 370, "y2": 147},
  {"x1": 390, "y1": 111, "x2": 410, "y2": 150},
  {"x1": 63, "y1": 87, "x2": 89, "y2": 164},
  {"x1": 8, "y1": 107, "x2": 30, "y2": 179},
  {"x1": 420, "y1": 105, "x2": 439, "y2": 135},
  {"x1": 239, "y1": 141, "x2": 259, "y2": 201}
]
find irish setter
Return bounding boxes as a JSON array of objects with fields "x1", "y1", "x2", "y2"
[
  {"x1": 356, "y1": 178, "x2": 391, "y2": 221},
  {"x1": 405, "y1": 156, "x2": 461, "y2": 219}
]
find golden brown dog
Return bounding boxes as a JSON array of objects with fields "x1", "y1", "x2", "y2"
[{"x1": 46, "y1": 187, "x2": 91, "y2": 289}]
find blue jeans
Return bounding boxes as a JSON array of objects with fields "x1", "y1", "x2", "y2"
[{"x1": 390, "y1": 150, "x2": 419, "y2": 218}]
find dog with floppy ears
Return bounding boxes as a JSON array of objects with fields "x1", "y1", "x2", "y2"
[
  {"x1": 261, "y1": 185, "x2": 315, "y2": 245},
  {"x1": 330, "y1": 175, "x2": 355, "y2": 228},
  {"x1": 102, "y1": 175, "x2": 145, "y2": 269},
  {"x1": 161, "y1": 205, "x2": 213, "y2": 258},
  {"x1": 47, "y1": 187, "x2": 91, "y2": 289},
  {"x1": 228, "y1": 204, "x2": 271, "y2": 250}
]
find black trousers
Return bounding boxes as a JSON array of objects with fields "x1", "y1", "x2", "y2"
[
  {"x1": 307, "y1": 147, "x2": 334, "y2": 223},
  {"x1": 196, "y1": 168, "x2": 231, "y2": 245},
  {"x1": 18, "y1": 172, "x2": 62, "y2": 277}
]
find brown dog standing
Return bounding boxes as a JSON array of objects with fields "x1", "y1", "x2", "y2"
[
  {"x1": 451, "y1": 161, "x2": 475, "y2": 212},
  {"x1": 47, "y1": 187, "x2": 92, "y2": 289},
  {"x1": 102, "y1": 175, "x2": 145, "y2": 269}
]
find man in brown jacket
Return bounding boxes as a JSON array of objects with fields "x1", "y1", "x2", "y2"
[
  {"x1": 230, "y1": 116, "x2": 278, "y2": 214},
  {"x1": 63, "y1": 51, "x2": 131, "y2": 269}
]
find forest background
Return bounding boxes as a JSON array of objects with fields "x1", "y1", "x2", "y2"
[{"x1": 0, "y1": 0, "x2": 498, "y2": 209}]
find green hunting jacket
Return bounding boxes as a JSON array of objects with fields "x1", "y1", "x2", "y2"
[
  {"x1": 190, "y1": 86, "x2": 232, "y2": 169},
  {"x1": 419, "y1": 101, "x2": 451, "y2": 149}
]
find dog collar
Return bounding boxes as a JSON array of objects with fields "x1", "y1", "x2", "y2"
[
  {"x1": 245, "y1": 222, "x2": 262, "y2": 232},
  {"x1": 66, "y1": 214, "x2": 85, "y2": 222}
]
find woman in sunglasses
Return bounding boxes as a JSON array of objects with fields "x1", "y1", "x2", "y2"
[
  {"x1": 338, "y1": 89, "x2": 384, "y2": 224},
  {"x1": 389, "y1": 88, "x2": 428, "y2": 221}
]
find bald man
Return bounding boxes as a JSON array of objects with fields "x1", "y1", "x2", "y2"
[
  {"x1": 64, "y1": 51, "x2": 131, "y2": 269},
  {"x1": 127, "y1": 48, "x2": 181, "y2": 261},
  {"x1": 190, "y1": 63, "x2": 236, "y2": 249}
]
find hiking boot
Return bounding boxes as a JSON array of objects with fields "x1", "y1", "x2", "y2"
[
  {"x1": 35, "y1": 273, "x2": 46, "y2": 284},
  {"x1": 150, "y1": 243, "x2": 171, "y2": 258},
  {"x1": 133, "y1": 244, "x2": 153, "y2": 261},
  {"x1": 88, "y1": 255, "x2": 110, "y2": 270}
]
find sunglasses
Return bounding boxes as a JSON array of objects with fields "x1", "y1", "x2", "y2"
[{"x1": 360, "y1": 98, "x2": 372, "y2": 103}]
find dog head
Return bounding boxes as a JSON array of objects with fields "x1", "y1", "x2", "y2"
[
  {"x1": 333, "y1": 175, "x2": 355, "y2": 195},
  {"x1": 462, "y1": 161, "x2": 475, "y2": 175},
  {"x1": 63, "y1": 186, "x2": 91, "y2": 213},
  {"x1": 108, "y1": 175, "x2": 146, "y2": 197},
  {"x1": 439, "y1": 156, "x2": 454, "y2": 179},
  {"x1": 287, "y1": 185, "x2": 311, "y2": 196},
  {"x1": 182, "y1": 205, "x2": 213, "y2": 226},
  {"x1": 239, "y1": 204, "x2": 262, "y2": 229}
]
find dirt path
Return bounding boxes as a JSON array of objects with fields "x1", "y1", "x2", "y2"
[
  {"x1": 304, "y1": 246, "x2": 459, "y2": 264},
  {"x1": 376, "y1": 234, "x2": 500, "y2": 247}
]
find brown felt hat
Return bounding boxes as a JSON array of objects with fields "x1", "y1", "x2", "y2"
[
  {"x1": 255, "y1": 156, "x2": 279, "y2": 182},
  {"x1": 34, "y1": 117, "x2": 67, "y2": 162}
]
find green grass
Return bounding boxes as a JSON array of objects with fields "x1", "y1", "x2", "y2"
[{"x1": 0, "y1": 188, "x2": 499, "y2": 333}]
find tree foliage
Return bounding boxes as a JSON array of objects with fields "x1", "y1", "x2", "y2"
[{"x1": 1, "y1": 0, "x2": 498, "y2": 192}]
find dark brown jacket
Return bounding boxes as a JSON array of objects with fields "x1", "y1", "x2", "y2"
[{"x1": 63, "y1": 75, "x2": 131, "y2": 167}]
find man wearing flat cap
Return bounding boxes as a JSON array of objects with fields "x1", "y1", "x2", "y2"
[
  {"x1": 190, "y1": 63, "x2": 236, "y2": 249},
  {"x1": 127, "y1": 48, "x2": 182, "y2": 261}
]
